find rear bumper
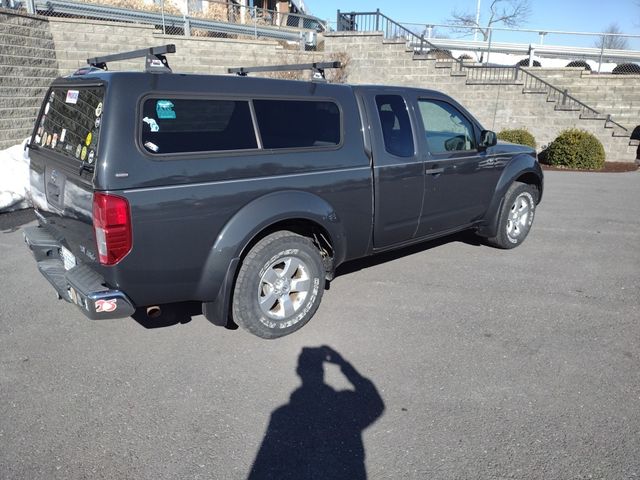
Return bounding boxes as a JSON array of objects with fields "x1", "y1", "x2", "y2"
[{"x1": 23, "y1": 226, "x2": 135, "y2": 320}]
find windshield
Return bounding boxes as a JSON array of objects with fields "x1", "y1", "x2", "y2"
[{"x1": 33, "y1": 86, "x2": 105, "y2": 164}]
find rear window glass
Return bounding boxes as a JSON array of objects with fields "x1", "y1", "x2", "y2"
[
  {"x1": 375, "y1": 94, "x2": 414, "y2": 158},
  {"x1": 34, "y1": 87, "x2": 105, "y2": 163},
  {"x1": 141, "y1": 98, "x2": 257, "y2": 154},
  {"x1": 253, "y1": 100, "x2": 340, "y2": 149}
]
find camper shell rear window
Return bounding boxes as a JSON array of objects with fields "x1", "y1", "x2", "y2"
[{"x1": 33, "y1": 86, "x2": 105, "y2": 164}]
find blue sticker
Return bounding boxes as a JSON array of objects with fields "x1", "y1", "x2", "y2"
[{"x1": 156, "y1": 100, "x2": 176, "y2": 119}]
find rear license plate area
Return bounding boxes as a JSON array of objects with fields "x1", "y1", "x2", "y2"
[{"x1": 60, "y1": 246, "x2": 76, "y2": 270}]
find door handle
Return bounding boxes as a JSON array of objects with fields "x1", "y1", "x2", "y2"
[{"x1": 425, "y1": 167, "x2": 444, "y2": 175}]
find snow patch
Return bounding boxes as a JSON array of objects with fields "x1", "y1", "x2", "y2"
[{"x1": 0, "y1": 138, "x2": 32, "y2": 213}]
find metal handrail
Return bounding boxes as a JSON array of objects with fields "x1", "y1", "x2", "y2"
[
  {"x1": 521, "y1": 68, "x2": 628, "y2": 132},
  {"x1": 408, "y1": 38, "x2": 640, "y2": 62}
]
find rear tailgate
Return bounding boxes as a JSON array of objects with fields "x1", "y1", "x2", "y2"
[
  {"x1": 24, "y1": 82, "x2": 137, "y2": 318},
  {"x1": 29, "y1": 83, "x2": 105, "y2": 265}
]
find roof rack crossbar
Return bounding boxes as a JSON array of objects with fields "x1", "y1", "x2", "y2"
[
  {"x1": 87, "y1": 44, "x2": 176, "y2": 73},
  {"x1": 227, "y1": 61, "x2": 342, "y2": 80}
]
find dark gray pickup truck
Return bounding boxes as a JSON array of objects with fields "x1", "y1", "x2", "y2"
[{"x1": 24, "y1": 46, "x2": 543, "y2": 338}]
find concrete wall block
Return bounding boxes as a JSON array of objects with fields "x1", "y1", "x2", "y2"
[
  {"x1": 0, "y1": 64, "x2": 59, "y2": 78},
  {"x1": 0, "y1": 42, "x2": 55, "y2": 60},
  {"x1": 0, "y1": 126, "x2": 34, "y2": 145},
  {"x1": 0, "y1": 85, "x2": 48, "y2": 99},
  {"x1": 0, "y1": 115, "x2": 38, "y2": 131},
  {"x1": 1, "y1": 11, "x2": 636, "y2": 160},
  {"x1": 0, "y1": 75, "x2": 52, "y2": 88},
  {"x1": 0, "y1": 11, "x2": 49, "y2": 28},
  {"x1": 0, "y1": 96, "x2": 42, "y2": 110},
  {"x1": 0, "y1": 53, "x2": 57, "y2": 68},
  {"x1": 0, "y1": 23, "x2": 54, "y2": 42}
]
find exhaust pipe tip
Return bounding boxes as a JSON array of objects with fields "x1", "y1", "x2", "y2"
[{"x1": 146, "y1": 306, "x2": 162, "y2": 319}]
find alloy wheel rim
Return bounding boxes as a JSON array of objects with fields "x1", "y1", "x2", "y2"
[
  {"x1": 506, "y1": 193, "x2": 531, "y2": 240},
  {"x1": 258, "y1": 256, "x2": 311, "y2": 320}
]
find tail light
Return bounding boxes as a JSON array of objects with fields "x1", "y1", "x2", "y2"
[{"x1": 93, "y1": 193, "x2": 132, "y2": 265}]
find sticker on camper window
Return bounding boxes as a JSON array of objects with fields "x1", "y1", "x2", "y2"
[
  {"x1": 143, "y1": 117, "x2": 160, "y2": 132},
  {"x1": 95, "y1": 102, "x2": 103, "y2": 117},
  {"x1": 156, "y1": 100, "x2": 176, "y2": 119},
  {"x1": 144, "y1": 141, "x2": 159, "y2": 153},
  {"x1": 65, "y1": 90, "x2": 79, "y2": 104},
  {"x1": 85, "y1": 132, "x2": 92, "y2": 146}
]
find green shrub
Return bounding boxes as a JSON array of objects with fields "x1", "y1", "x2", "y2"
[
  {"x1": 497, "y1": 128, "x2": 536, "y2": 148},
  {"x1": 543, "y1": 129, "x2": 605, "y2": 170}
]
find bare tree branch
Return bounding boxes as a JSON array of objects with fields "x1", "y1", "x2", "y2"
[
  {"x1": 447, "y1": 0, "x2": 531, "y2": 40},
  {"x1": 594, "y1": 23, "x2": 629, "y2": 50}
]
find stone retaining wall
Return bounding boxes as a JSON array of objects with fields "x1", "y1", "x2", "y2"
[{"x1": 1, "y1": 11, "x2": 638, "y2": 160}]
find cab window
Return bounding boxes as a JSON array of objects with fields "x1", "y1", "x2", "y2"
[{"x1": 418, "y1": 100, "x2": 476, "y2": 154}]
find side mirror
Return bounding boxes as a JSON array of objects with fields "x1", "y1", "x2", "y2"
[{"x1": 480, "y1": 130, "x2": 497, "y2": 148}]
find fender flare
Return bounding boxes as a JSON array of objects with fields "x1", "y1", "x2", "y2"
[
  {"x1": 478, "y1": 155, "x2": 544, "y2": 238},
  {"x1": 196, "y1": 190, "x2": 347, "y2": 324}
]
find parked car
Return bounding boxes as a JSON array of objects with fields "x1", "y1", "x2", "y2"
[{"x1": 24, "y1": 45, "x2": 543, "y2": 338}]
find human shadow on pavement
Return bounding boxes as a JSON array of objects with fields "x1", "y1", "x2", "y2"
[{"x1": 247, "y1": 346, "x2": 385, "y2": 480}]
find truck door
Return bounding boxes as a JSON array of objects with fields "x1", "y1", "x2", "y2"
[
  {"x1": 365, "y1": 92, "x2": 425, "y2": 248},
  {"x1": 412, "y1": 97, "x2": 502, "y2": 237}
]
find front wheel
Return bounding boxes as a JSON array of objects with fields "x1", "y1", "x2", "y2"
[
  {"x1": 232, "y1": 231, "x2": 325, "y2": 339},
  {"x1": 487, "y1": 182, "x2": 537, "y2": 249}
]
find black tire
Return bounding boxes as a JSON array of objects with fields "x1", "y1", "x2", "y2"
[
  {"x1": 232, "y1": 231, "x2": 325, "y2": 339},
  {"x1": 487, "y1": 182, "x2": 537, "y2": 249}
]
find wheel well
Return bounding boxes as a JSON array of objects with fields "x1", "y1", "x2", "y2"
[
  {"x1": 240, "y1": 219, "x2": 335, "y2": 274},
  {"x1": 515, "y1": 172, "x2": 542, "y2": 202}
]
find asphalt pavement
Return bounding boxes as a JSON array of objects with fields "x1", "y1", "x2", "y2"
[{"x1": 1, "y1": 170, "x2": 639, "y2": 479}]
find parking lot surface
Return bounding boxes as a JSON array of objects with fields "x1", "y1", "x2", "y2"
[{"x1": 1, "y1": 170, "x2": 639, "y2": 479}]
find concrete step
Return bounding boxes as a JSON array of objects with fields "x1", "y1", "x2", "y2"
[
  {"x1": 466, "y1": 80, "x2": 524, "y2": 85},
  {"x1": 578, "y1": 113, "x2": 608, "y2": 121}
]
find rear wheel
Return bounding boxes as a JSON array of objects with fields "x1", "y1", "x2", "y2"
[
  {"x1": 232, "y1": 231, "x2": 325, "y2": 339},
  {"x1": 487, "y1": 182, "x2": 537, "y2": 249}
]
